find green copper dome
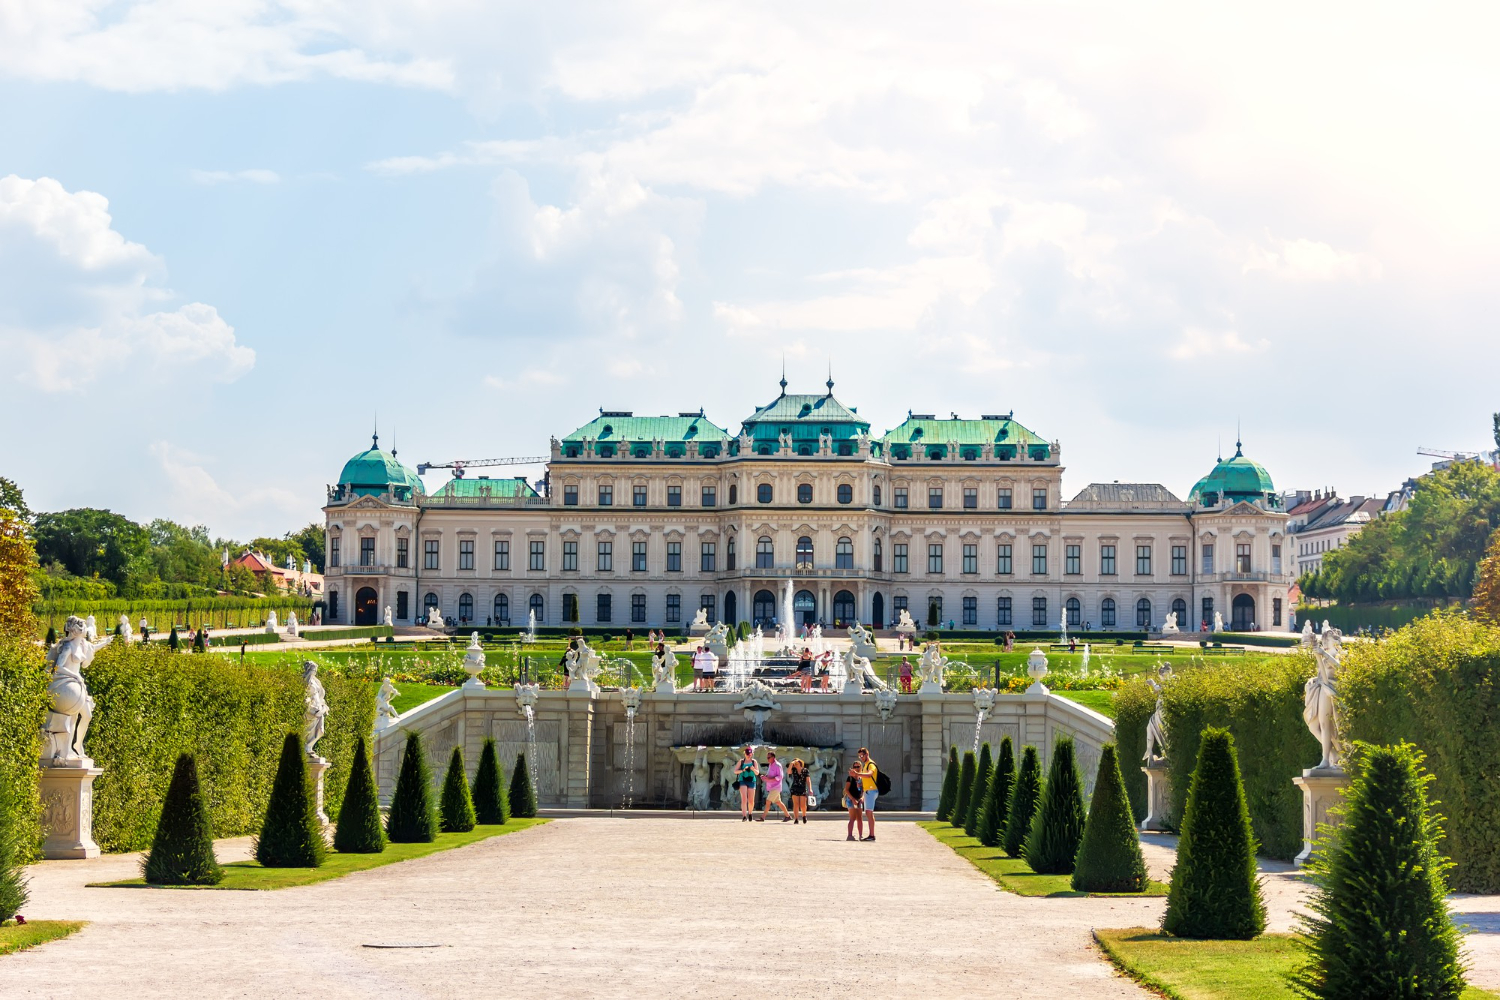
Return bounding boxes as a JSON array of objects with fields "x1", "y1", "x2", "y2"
[
  {"x1": 337, "y1": 435, "x2": 424, "y2": 501},
  {"x1": 1189, "y1": 442, "x2": 1279, "y2": 509}
]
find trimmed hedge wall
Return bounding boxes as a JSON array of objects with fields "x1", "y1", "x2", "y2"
[
  {"x1": 206, "y1": 632, "x2": 282, "y2": 648},
  {"x1": 1214, "y1": 633, "x2": 1301, "y2": 648},
  {"x1": 1113, "y1": 679, "x2": 1155, "y2": 824},
  {"x1": 303, "y1": 625, "x2": 393, "y2": 642},
  {"x1": 0, "y1": 639, "x2": 50, "y2": 860}
]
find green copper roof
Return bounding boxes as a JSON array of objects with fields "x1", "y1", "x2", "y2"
[
  {"x1": 337, "y1": 437, "x2": 424, "y2": 499},
  {"x1": 882, "y1": 414, "x2": 1049, "y2": 460},
  {"x1": 561, "y1": 413, "x2": 730, "y2": 447},
  {"x1": 426, "y1": 477, "x2": 540, "y2": 501},
  {"x1": 1189, "y1": 443, "x2": 1279, "y2": 508}
]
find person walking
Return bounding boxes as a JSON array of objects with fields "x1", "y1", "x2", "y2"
[
  {"x1": 899, "y1": 656, "x2": 912, "y2": 694},
  {"x1": 624, "y1": 628, "x2": 634, "y2": 651},
  {"x1": 853, "y1": 748, "x2": 879, "y2": 841},
  {"x1": 759, "y1": 752, "x2": 791, "y2": 822},
  {"x1": 787, "y1": 758, "x2": 810, "y2": 824},
  {"x1": 735, "y1": 747, "x2": 759, "y2": 821},
  {"x1": 843, "y1": 768, "x2": 865, "y2": 841}
]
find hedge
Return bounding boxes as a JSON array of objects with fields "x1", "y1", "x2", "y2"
[
  {"x1": 1113, "y1": 679, "x2": 1155, "y2": 824},
  {"x1": 31, "y1": 597, "x2": 317, "y2": 639},
  {"x1": 300, "y1": 625, "x2": 394, "y2": 642},
  {"x1": 206, "y1": 632, "x2": 283, "y2": 648},
  {"x1": 1214, "y1": 633, "x2": 1301, "y2": 648},
  {"x1": 0, "y1": 639, "x2": 49, "y2": 860}
]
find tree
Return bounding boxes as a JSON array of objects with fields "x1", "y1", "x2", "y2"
[
  {"x1": 0, "y1": 787, "x2": 28, "y2": 921},
  {"x1": 168, "y1": 624, "x2": 180, "y2": 650},
  {"x1": 951, "y1": 751, "x2": 977, "y2": 829},
  {"x1": 1002, "y1": 745, "x2": 1043, "y2": 859},
  {"x1": 508, "y1": 753, "x2": 538, "y2": 819},
  {"x1": 1025, "y1": 737, "x2": 1087, "y2": 875},
  {"x1": 192, "y1": 627, "x2": 206, "y2": 653},
  {"x1": 333, "y1": 737, "x2": 385, "y2": 853},
  {"x1": 143, "y1": 753, "x2": 222, "y2": 885},
  {"x1": 0, "y1": 512, "x2": 39, "y2": 639},
  {"x1": 386, "y1": 732, "x2": 438, "y2": 843},
  {"x1": 287, "y1": 523, "x2": 325, "y2": 572},
  {"x1": 1472, "y1": 528, "x2": 1500, "y2": 623},
  {"x1": 1293, "y1": 743, "x2": 1465, "y2": 999},
  {"x1": 1162, "y1": 727, "x2": 1266, "y2": 939},
  {"x1": 0, "y1": 477, "x2": 29, "y2": 521},
  {"x1": 471, "y1": 738, "x2": 508, "y2": 825},
  {"x1": 936, "y1": 746, "x2": 960, "y2": 822},
  {"x1": 964, "y1": 742, "x2": 993, "y2": 838},
  {"x1": 439, "y1": 747, "x2": 476, "y2": 833},
  {"x1": 255, "y1": 733, "x2": 327, "y2": 868},
  {"x1": 1072, "y1": 744, "x2": 1148, "y2": 893},
  {"x1": 977, "y1": 737, "x2": 1015, "y2": 848},
  {"x1": 32, "y1": 508, "x2": 152, "y2": 588}
]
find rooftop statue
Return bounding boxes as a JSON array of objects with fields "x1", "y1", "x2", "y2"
[
  {"x1": 1304, "y1": 629, "x2": 1343, "y2": 772},
  {"x1": 42, "y1": 615, "x2": 111, "y2": 766}
]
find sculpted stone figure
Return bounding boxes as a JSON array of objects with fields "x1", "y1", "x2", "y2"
[
  {"x1": 1143, "y1": 663, "x2": 1173, "y2": 763},
  {"x1": 1304, "y1": 629, "x2": 1343, "y2": 772},
  {"x1": 85, "y1": 615, "x2": 98, "y2": 640},
  {"x1": 383, "y1": 605, "x2": 394, "y2": 628},
  {"x1": 1302, "y1": 619, "x2": 1315, "y2": 645},
  {"x1": 688, "y1": 753, "x2": 712, "y2": 811},
  {"x1": 265, "y1": 610, "x2": 278, "y2": 634},
  {"x1": 917, "y1": 643, "x2": 946, "y2": 689},
  {"x1": 842, "y1": 645, "x2": 886, "y2": 692},
  {"x1": 302, "y1": 660, "x2": 328, "y2": 759},
  {"x1": 118, "y1": 614, "x2": 133, "y2": 641},
  {"x1": 690, "y1": 608, "x2": 709, "y2": 631},
  {"x1": 1212, "y1": 611, "x2": 1224, "y2": 633},
  {"x1": 651, "y1": 645, "x2": 678, "y2": 690},
  {"x1": 1160, "y1": 612, "x2": 1179, "y2": 635},
  {"x1": 848, "y1": 622, "x2": 879, "y2": 660},
  {"x1": 42, "y1": 615, "x2": 111, "y2": 765},
  {"x1": 895, "y1": 609, "x2": 917, "y2": 634},
  {"x1": 375, "y1": 677, "x2": 401, "y2": 731},
  {"x1": 285, "y1": 611, "x2": 299, "y2": 637}
]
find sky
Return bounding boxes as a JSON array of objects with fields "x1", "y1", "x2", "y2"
[{"x1": 1, "y1": 1, "x2": 1497, "y2": 540}]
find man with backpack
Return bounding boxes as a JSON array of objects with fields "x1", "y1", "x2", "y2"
[{"x1": 853, "y1": 748, "x2": 889, "y2": 842}]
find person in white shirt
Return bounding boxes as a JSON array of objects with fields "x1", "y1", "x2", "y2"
[{"x1": 694, "y1": 646, "x2": 719, "y2": 692}]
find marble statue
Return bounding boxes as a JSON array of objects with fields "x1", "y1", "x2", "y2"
[
  {"x1": 1143, "y1": 663, "x2": 1173, "y2": 762},
  {"x1": 374, "y1": 677, "x2": 401, "y2": 731},
  {"x1": 1212, "y1": 611, "x2": 1224, "y2": 633},
  {"x1": 302, "y1": 660, "x2": 328, "y2": 759},
  {"x1": 85, "y1": 614, "x2": 97, "y2": 640},
  {"x1": 809, "y1": 751, "x2": 840, "y2": 806},
  {"x1": 895, "y1": 609, "x2": 917, "y2": 634},
  {"x1": 848, "y1": 622, "x2": 878, "y2": 660},
  {"x1": 705, "y1": 621, "x2": 731, "y2": 661},
  {"x1": 1304, "y1": 629, "x2": 1343, "y2": 771},
  {"x1": 917, "y1": 644, "x2": 946, "y2": 690},
  {"x1": 651, "y1": 645, "x2": 678, "y2": 691},
  {"x1": 842, "y1": 645, "x2": 887, "y2": 692},
  {"x1": 265, "y1": 610, "x2": 278, "y2": 634},
  {"x1": 383, "y1": 605, "x2": 394, "y2": 628},
  {"x1": 1302, "y1": 620, "x2": 1316, "y2": 646},
  {"x1": 565, "y1": 639, "x2": 602, "y2": 692},
  {"x1": 42, "y1": 616, "x2": 111, "y2": 765},
  {"x1": 1161, "y1": 612, "x2": 1179, "y2": 636},
  {"x1": 690, "y1": 608, "x2": 709, "y2": 631},
  {"x1": 875, "y1": 688, "x2": 898, "y2": 721},
  {"x1": 117, "y1": 614, "x2": 133, "y2": 641},
  {"x1": 285, "y1": 612, "x2": 299, "y2": 637},
  {"x1": 719, "y1": 752, "x2": 741, "y2": 809},
  {"x1": 688, "y1": 753, "x2": 712, "y2": 811},
  {"x1": 428, "y1": 607, "x2": 446, "y2": 629}
]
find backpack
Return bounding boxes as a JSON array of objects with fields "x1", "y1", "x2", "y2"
[{"x1": 874, "y1": 766, "x2": 891, "y2": 796}]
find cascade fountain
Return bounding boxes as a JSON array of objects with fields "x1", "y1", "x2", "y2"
[
  {"x1": 620, "y1": 686, "x2": 642, "y2": 808},
  {"x1": 780, "y1": 579, "x2": 795, "y2": 649},
  {"x1": 972, "y1": 687, "x2": 997, "y2": 754},
  {"x1": 514, "y1": 682, "x2": 541, "y2": 792},
  {"x1": 1080, "y1": 643, "x2": 1090, "y2": 677},
  {"x1": 523, "y1": 609, "x2": 537, "y2": 644},
  {"x1": 1059, "y1": 609, "x2": 1068, "y2": 645}
]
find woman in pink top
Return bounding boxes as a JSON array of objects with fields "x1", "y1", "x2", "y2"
[{"x1": 758, "y1": 751, "x2": 791, "y2": 822}]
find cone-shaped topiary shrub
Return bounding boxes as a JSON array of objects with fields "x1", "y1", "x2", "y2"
[
  {"x1": 952, "y1": 751, "x2": 977, "y2": 829},
  {"x1": 471, "y1": 738, "x2": 508, "y2": 825},
  {"x1": 333, "y1": 737, "x2": 385, "y2": 853},
  {"x1": 386, "y1": 731, "x2": 438, "y2": 843},
  {"x1": 1072, "y1": 744, "x2": 1148, "y2": 892},
  {"x1": 1162, "y1": 726, "x2": 1266, "y2": 939},
  {"x1": 978, "y1": 737, "x2": 1015, "y2": 848},
  {"x1": 1026, "y1": 737, "x2": 1087, "y2": 874},
  {"x1": 0, "y1": 789, "x2": 29, "y2": 921},
  {"x1": 168, "y1": 624, "x2": 179, "y2": 650},
  {"x1": 1003, "y1": 745, "x2": 1043, "y2": 858},
  {"x1": 509, "y1": 753, "x2": 538, "y2": 818},
  {"x1": 1293, "y1": 742, "x2": 1465, "y2": 998},
  {"x1": 192, "y1": 628, "x2": 206, "y2": 653},
  {"x1": 936, "y1": 746, "x2": 960, "y2": 822},
  {"x1": 45, "y1": 625, "x2": 57, "y2": 646},
  {"x1": 255, "y1": 733, "x2": 327, "y2": 867},
  {"x1": 143, "y1": 753, "x2": 222, "y2": 885},
  {"x1": 439, "y1": 747, "x2": 476, "y2": 833},
  {"x1": 964, "y1": 742, "x2": 993, "y2": 838}
]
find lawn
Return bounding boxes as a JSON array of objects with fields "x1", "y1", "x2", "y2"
[
  {"x1": 90, "y1": 819, "x2": 548, "y2": 891},
  {"x1": 389, "y1": 682, "x2": 456, "y2": 714},
  {"x1": 0, "y1": 920, "x2": 86, "y2": 956},
  {"x1": 920, "y1": 821, "x2": 1167, "y2": 898},
  {"x1": 1094, "y1": 928, "x2": 1500, "y2": 1000},
  {"x1": 1055, "y1": 689, "x2": 1115, "y2": 717}
]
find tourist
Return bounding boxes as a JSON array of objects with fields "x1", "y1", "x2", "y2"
[
  {"x1": 1004, "y1": 630, "x2": 1015, "y2": 652},
  {"x1": 760, "y1": 751, "x2": 790, "y2": 822},
  {"x1": 818, "y1": 650, "x2": 834, "y2": 692},
  {"x1": 899, "y1": 656, "x2": 912, "y2": 694},
  {"x1": 787, "y1": 758, "x2": 810, "y2": 823},
  {"x1": 690, "y1": 645, "x2": 706, "y2": 691},
  {"x1": 735, "y1": 747, "x2": 759, "y2": 820},
  {"x1": 1068, "y1": 636, "x2": 1076, "y2": 653},
  {"x1": 652, "y1": 642, "x2": 669, "y2": 683},
  {"x1": 843, "y1": 769, "x2": 865, "y2": 841},
  {"x1": 624, "y1": 627, "x2": 634, "y2": 650},
  {"x1": 701, "y1": 645, "x2": 719, "y2": 691},
  {"x1": 854, "y1": 748, "x2": 879, "y2": 841}
]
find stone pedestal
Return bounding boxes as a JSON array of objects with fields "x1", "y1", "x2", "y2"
[
  {"x1": 307, "y1": 755, "x2": 331, "y2": 829},
  {"x1": 39, "y1": 765, "x2": 103, "y2": 859},
  {"x1": 1140, "y1": 760, "x2": 1172, "y2": 832},
  {"x1": 1293, "y1": 768, "x2": 1350, "y2": 867}
]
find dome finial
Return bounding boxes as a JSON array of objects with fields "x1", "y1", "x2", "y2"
[
  {"x1": 1235, "y1": 418, "x2": 1243, "y2": 457},
  {"x1": 372, "y1": 412, "x2": 379, "y2": 450},
  {"x1": 826, "y1": 357, "x2": 834, "y2": 395},
  {"x1": 779, "y1": 355, "x2": 787, "y2": 394}
]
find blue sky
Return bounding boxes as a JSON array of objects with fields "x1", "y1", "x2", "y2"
[{"x1": 2, "y1": 2, "x2": 1497, "y2": 539}]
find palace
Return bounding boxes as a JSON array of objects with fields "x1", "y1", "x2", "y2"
[{"x1": 322, "y1": 378, "x2": 1294, "y2": 634}]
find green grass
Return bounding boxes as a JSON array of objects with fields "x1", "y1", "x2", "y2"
[
  {"x1": 920, "y1": 821, "x2": 1167, "y2": 898},
  {"x1": 0, "y1": 920, "x2": 87, "y2": 956},
  {"x1": 389, "y1": 682, "x2": 455, "y2": 714},
  {"x1": 1055, "y1": 689, "x2": 1115, "y2": 717},
  {"x1": 89, "y1": 819, "x2": 548, "y2": 891},
  {"x1": 1093, "y1": 928, "x2": 1500, "y2": 1000}
]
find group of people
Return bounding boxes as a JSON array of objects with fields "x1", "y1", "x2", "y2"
[
  {"x1": 730, "y1": 746, "x2": 881, "y2": 842},
  {"x1": 790, "y1": 647, "x2": 836, "y2": 692}
]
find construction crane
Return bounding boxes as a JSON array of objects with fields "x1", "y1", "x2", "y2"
[
  {"x1": 416, "y1": 456, "x2": 548, "y2": 478},
  {"x1": 1417, "y1": 446, "x2": 1482, "y2": 461}
]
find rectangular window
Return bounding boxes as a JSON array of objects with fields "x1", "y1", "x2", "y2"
[
  {"x1": 894, "y1": 487, "x2": 909, "y2": 509},
  {"x1": 1136, "y1": 545, "x2": 1152, "y2": 576},
  {"x1": 928, "y1": 543, "x2": 944, "y2": 574},
  {"x1": 962, "y1": 596, "x2": 977, "y2": 626},
  {"x1": 1171, "y1": 545, "x2": 1187, "y2": 575},
  {"x1": 701, "y1": 486, "x2": 716, "y2": 507},
  {"x1": 1102, "y1": 601, "x2": 1116, "y2": 628},
  {"x1": 700, "y1": 594, "x2": 715, "y2": 621},
  {"x1": 563, "y1": 485, "x2": 578, "y2": 506},
  {"x1": 596, "y1": 593, "x2": 611, "y2": 623},
  {"x1": 562, "y1": 593, "x2": 579, "y2": 622},
  {"x1": 1032, "y1": 596, "x2": 1048, "y2": 627},
  {"x1": 873, "y1": 485, "x2": 882, "y2": 506},
  {"x1": 632, "y1": 593, "x2": 647, "y2": 623},
  {"x1": 1273, "y1": 597, "x2": 1283, "y2": 627},
  {"x1": 727, "y1": 539, "x2": 736, "y2": 571},
  {"x1": 424, "y1": 539, "x2": 440, "y2": 570},
  {"x1": 395, "y1": 591, "x2": 408, "y2": 621},
  {"x1": 996, "y1": 597, "x2": 1012, "y2": 627},
  {"x1": 494, "y1": 540, "x2": 509, "y2": 571},
  {"x1": 666, "y1": 542, "x2": 681, "y2": 572},
  {"x1": 1100, "y1": 544, "x2": 1116, "y2": 576},
  {"x1": 1272, "y1": 544, "x2": 1282, "y2": 575},
  {"x1": 1065, "y1": 544, "x2": 1081, "y2": 575},
  {"x1": 927, "y1": 597, "x2": 943, "y2": 627},
  {"x1": 1202, "y1": 597, "x2": 1214, "y2": 629},
  {"x1": 667, "y1": 485, "x2": 682, "y2": 507},
  {"x1": 928, "y1": 487, "x2": 943, "y2": 509},
  {"x1": 873, "y1": 543, "x2": 882, "y2": 572},
  {"x1": 360, "y1": 537, "x2": 374, "y2": 567},
  {"x1": 329, "y1": 536, "x2": 340, "y2": 568},
  {"x1": 665, "y1": 594, "x2": 681, "y2": 623},
  {"x1": 700, "y1": 542, "x2": 716, "y2": 572},
  {"x1": 962, "y1": 544, "x2": 977, "y2": 574},
  {"x1": 633, "y1": 485, "x2": 648, "y2": 507},
  {"x1": 396, "y1": 537, "x2": 408, "y2": 568},
  {"x1": 893, "y1": 543, "x2": 909, "y2": 574},
  {"x1": 598, "y1": 485, "x2": 613, "y2": 506},
  {"x1": 1032, "y1": 488, "x2": 1047, "y2": 510},
  {"x1": 1237, "y1": 543, "x2": 1252, "y2": 574},
  {"x1": 1202, "y1": 544, "x2": 1215, "y2": 575},
  {"x1": 597, "y1": 541, "x2": 612, "y2": 572},
  {"x1": 632, "y1": 541, "x2": 647, "y2": 572},
  {"x1": 997, "y1": 544, "x2": 1013, "y2": 575},
  {"x1": 1032, "y1": 543, "x2": 1047, "y2": 576},
  {"x1": 894, "y1": 595, "x2": 909, "y2": 620},
  {"x1": 963, "y1": 487, "x2": 978, "y2": 509},
  {"x1": 528, "y1": 540, "x2": 545, "y2": 571},
  {"x1": 562, "y1": 541, "x2": 577, "y2": 572},
  {"x1": 458, "y1": 539, "x2": 474, "y2": 570},
  {"x1": 997, "y1": 487, "x2": 1012, "y2": 510}
]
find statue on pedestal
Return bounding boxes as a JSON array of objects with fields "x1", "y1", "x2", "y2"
[
  {"x1": 895, "y1": 609, "x2": 917, "y2": 635},
  {"x1": 848, "y1": 622, "x2": 878, "y2": 660},
  {"x1": 1212, "y1": 611, "x2": 1224, "y2": 633},
  {"x1": 1303, "y1": 629, "x2": 1343, "y2": 772},
  {"x1": 690, "y1": 607, "x2": 709, "y2": 631},
  {"x1": 42, "y1": 616, "x2": 111, "y2": 766},
  {"x1": 651, "y1": 645, "x2": 678, "y2": 691},
  {"x1": 265, "y1": 610, "x2": 278, "y2": 634},
  {"x1": 1160, "y1": 612, "x2": 1179, "y2": 636},
  {"x1": 285, "y1": 611, "x2": 299, "y2": 637},
  {"x1": 118, "y1": 614, "x2": 133, "y2": 641},
  {"x1": 375, "y1": 677, "x2": 401, "y2": 731},
  {"x1": 302, "y1": 660, "x2": 328, "y2": 760},
  {"x1": 1143, "y1": 663, "x2": 1173, "y2": 763},
  {"x1": 383, "y1": 606, "x2": 394, "y2": 628},
  {"x1": 917, "y1": 643, "x2": 946, "y2": 691}
]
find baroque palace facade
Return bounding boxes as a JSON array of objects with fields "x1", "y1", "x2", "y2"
[{"x1": 322, "y1": 379, "x2": 1294, "y2": 634}]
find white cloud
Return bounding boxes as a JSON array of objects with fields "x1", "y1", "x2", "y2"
[
  {"x1": 0, "y1": 175, "x2": 254, "y2": 390},
  {"x1": 1168, "y1": 327, "x2": 1268, "y2": 361},
  {"x1": 150, "y1": 441, "x2": 302, "y2": 524},
  {"x1": 190, "y1": 168, "x2": 281, "y2": 185},
  {"x1": 1243, "y1": 236, "x2": 1381, "y2": 282}
]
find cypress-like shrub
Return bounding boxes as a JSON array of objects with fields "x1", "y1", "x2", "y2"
[
  {"x1": 386, "y1": 732, "x2": 438, "y2": 843},
  {"x1": 254, "y1": 733, "x2": 326, "y2": 868},
  {"x1": 0, "y1": 788, "x2": 28, "y2": 921},
  {"x1": 1071, "y1": 744, "x2": 1148, "y2": 892},
  {"x1": 1025, "y1": 737, "x2": 1086, "y2": 874},
  {"x1": 977, "y1": 737, "x2": 1015, "y2": 848},
  {"x1": 333, "y1": 737, "x2": 384, "y2": 853},
  {"x1": 951, "y1": 751, "x2": 977, "y2": 830},
  {"x1": 168, "y1": 624, "x2": 179, "y2": 650},
  {"x1": 508, "y1": 753, "x2": 538, "y2": 819},
  {"x1": 964, "y1": 742, "x2": 993, "y2": 838},
  {"x1": 143, "y1": 753, "x2": 222, "y2": 885},
  {"x1": 45, "y1": 626, "x2": 57, "y2": 646},
  {"x1": 192, "y1": 628, "x2": 206, "y2": 653},
  {"x1": 1162, "y1": 726, "x2": 1266, "y2": 939},
  {"x1": 439, "y1": 747, "x2": 476, "y2": 833},
  {"x1": 935, "y1": 746, "x2": 959, "y2": 821},
  {"x1": 1002, "y1": 745, "x2": 1043, "y2": 858},
  {"x1": 1112, "y1": 679, "x2": 1155, "y2": 823},
  {"x1": 471, "y1": 738, "x2": 508, "y2": 825},
  {"x1": 1294, "y1": 742, "x2": 1465, "y2": 998}
]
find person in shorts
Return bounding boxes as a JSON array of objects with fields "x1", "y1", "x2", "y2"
[
  {"x1": 787, "y1": 758, "x2": 810, "y2": 824},
  {"x1": 843, "y1": 770, "x2": 866, "y2": 842},
  {"x1": 759, "y1": 751, "x2": 790, "y2": 822},
  {"x1": 735, "y1": 746, "x2": 759, "y2": 821},
  {"x1": 854, "y1": 747, "x2": 879, "y2": 842}
]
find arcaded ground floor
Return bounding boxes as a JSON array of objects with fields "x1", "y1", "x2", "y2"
[{"x1": 9, "y1": 816, "x2": 1500, "y2": 998}]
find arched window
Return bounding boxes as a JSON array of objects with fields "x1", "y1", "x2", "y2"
[
  {"x1": 529, "y1": 593, "x2": 544, "y2": 622},
  {"x1": 458, "y1": 592, "x2": 474, "y2": 622},
  {"x1": 1065, "y1": 596, "x2": 1081, "y2": 627},
  {"x1": 728, "y1": 484, "x2": 738, "y2": 504},
  {"x1": 753, "y1": 589, "x2": 776, "y2": 624},
  {"x1": 1171, "y1": 598, "x2": 1187, "y2": 628},
  {"x1": 833, "y1": 590, "x2": 856, "y2": 624},
  {"x1": 835, "y1": 537, "x2": 854, "y2": 570},
  {"x1": 796, "y1": 536, "x2": 814, "y2": 571},
  {"x1": 726, "y1": 537, "x2": 736, "y2": 571},
  {"x1": 494, "y1": 593, "x2": 510, "y2": 624},
  {"x1": 757, "y1": 483, "x2": 772, "y2": 503},
  {"x1": 1136, "y1": 598, "x2": 1152, "y2": 628},
  {"x1": 797, "y1": 483, "x2": 813, "y2": 503},
  {"x1": 837, "y1": 483, "x2": 853, "y2": 504},
  {"x1": 756, "y1": 536, "x2": 774, "y2": 569},
  {"x1": 1101, "y1": 598, "x2": 1116, "y2": 629}
]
